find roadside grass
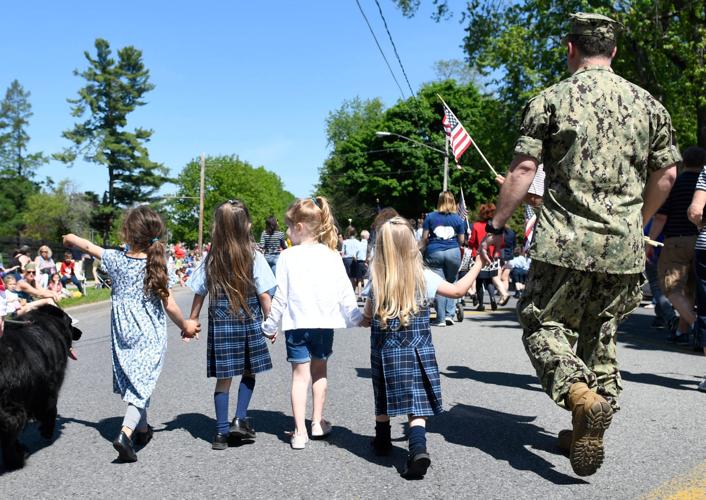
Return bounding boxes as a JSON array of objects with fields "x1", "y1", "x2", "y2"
[{"x1": 60, "y1": 287, "x2": 112, "y2": 308}]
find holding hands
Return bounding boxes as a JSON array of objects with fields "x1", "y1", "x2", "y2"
[{"x1": 181, "y1": 319, "x2": 201, "y2": 342}]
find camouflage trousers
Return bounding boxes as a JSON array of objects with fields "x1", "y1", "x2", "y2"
[{"x1": 517, "y1": 260, "x2": 643, "y2": 411}]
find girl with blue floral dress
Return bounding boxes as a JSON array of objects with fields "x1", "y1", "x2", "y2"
[
  {"x1": 186, "y1": 200, "x2": 277, "y2": 450},
  {"x1": 361, "y1": 216, "x2": 476, "y2": 479},
  {"x1": 63, "y1": 206, "x2": 200, "y2": 463}
]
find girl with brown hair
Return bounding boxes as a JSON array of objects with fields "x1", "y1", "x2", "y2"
[
  {"x1": 63, "y1": 206, "x2": 200, "y2": 463},
  {"x1": 262, "y1": 196, "x2": 362, "y2": 449},
  {"x1": 186, "y1": 200, "x2": 277, "y2": 450}
]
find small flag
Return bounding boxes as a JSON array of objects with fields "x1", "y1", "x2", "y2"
[
  {"x1": 457, "y1": 188, "x2": 468, "y2": 220},
  {"x1": 442, "y1": 103, "x2": 472, "y2": 162}
]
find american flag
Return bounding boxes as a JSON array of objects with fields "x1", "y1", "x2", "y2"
[
  {"x1": 457, "y1": 188, "x2": 468, "y2": 220},
  {"x1": 442, "y1": 103, "x2": 472, "y2": 162}
]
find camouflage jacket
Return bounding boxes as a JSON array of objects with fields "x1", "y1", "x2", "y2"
[{"x1": 514, "y1": 66, "x2": 680, "y2": 274}]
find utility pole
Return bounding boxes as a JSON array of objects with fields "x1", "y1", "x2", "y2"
[
  {"x1": 198, "y1": 153, "x2": 205, "y2": 253},
  {"x1": 443, "y1": 134, "x2": 449, "y2": 191}
]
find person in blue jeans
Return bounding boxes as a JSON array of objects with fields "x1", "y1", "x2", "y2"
[{"x1": 421, "y1": 191, "x2": 466, "y2": 326}]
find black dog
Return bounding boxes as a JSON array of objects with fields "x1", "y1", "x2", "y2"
[{"x1": 0, "y1": 305, "x2": 82, "y2": 471}]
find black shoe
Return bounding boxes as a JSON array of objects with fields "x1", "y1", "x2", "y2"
[
  {"x1": 675, "y1": 333, "x2": 691, "y2": 346},
  {"x1": 229, "y1": 417, "x2": 256, "y2": 440},
  {"x1": 402, "y1": 450, "x2": 431, "y2": 479},
  {"x1": 134, "y1": 425, "x2": 154, "y2": 447},
  {"x1": 513, "y1": 292, "x2": 521, "y2": 299},
  {"x1": 491, "y1": 301, "x2": 498, "y2": 311},
  {"x1": 471, "y1": 295, "x2": 478, "y2": 307},
  {"x1": 212, "y1": 432, "x2": 229, "y2": 450},
  {"x1": 113, "y1": 431, "x2": 137, "y2": 462},
  {"x1": 371, "y1": 435, "x2": 392, "y2": 456},
  {"x1": 475, "y1": 304, "x2": 485, "y2": 312}
]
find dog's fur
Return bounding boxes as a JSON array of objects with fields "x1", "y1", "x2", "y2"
[{"x1": 0, "y1": 305, "x2": 82, "y2": 470}]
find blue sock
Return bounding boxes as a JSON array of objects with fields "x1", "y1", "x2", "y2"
[
  {"x1": 214, "y1": 392, "x2": 229, "y2": 434},
  {"x1": 235, "y1": 376, "x2": 256, "y2": 419},
  {"x1": 408, "y1": 425, "x2": 427, "y2": 455}
]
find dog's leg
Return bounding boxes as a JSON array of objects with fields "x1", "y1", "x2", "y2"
[
  {"x1": 38, "y1": 396, "x2": 58, "y2": 440},
  {"x1": 0, "y1": 409, "x2": 27, "y2": 470}
]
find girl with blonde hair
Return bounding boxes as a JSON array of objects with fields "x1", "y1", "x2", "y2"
[
  {"x1": 187, "y1": 200, "x2": 277, "y2": 450},
  {"x1": 262, "y1": 196, "x2": 362, "y2": 449},
  {"x1": 362, "y1": 216, "x2": 476, "y2": 479}
]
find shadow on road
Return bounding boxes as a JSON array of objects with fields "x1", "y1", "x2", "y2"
[
  {"x1": 56, "y1": 415, "x2": 122, "y2": 442},
  {"x1": 247, "y1": 409, "x2": 298, "y2": 444},
  {"x1": 355, "y1": 367, "x2": 372, "y2": 379},
  {"x1": 328, "y1": 424, "x2": 407, "y2": 472},
  {"x1": 0, "y1": 419, "x2": 67, "y2": 475},
  {"x1": 158, "y1": 412, "x2": 213, "y2": 443},
  {"x1": 621, "y1": 370, "x2": 700, "y2": 391},
  {"x1": 428, "y1": 404, "x2": 587, "y2": 485},
  {"x1": 441, "y1": 365, "x2": 543, "y2": 393}
]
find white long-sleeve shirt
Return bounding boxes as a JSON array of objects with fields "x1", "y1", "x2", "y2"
[{"x1": 261, "y1": 243, "x2": 362, "y2": 335}]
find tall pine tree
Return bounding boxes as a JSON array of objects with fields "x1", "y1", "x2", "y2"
[
  {"x1": 0, "y1": 80, "x2": 44, "y2": 240},
  {"x1": 56, "y1": 38, "x2": 168, "y2": 244}
]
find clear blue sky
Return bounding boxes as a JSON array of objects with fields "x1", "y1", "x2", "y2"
[{"x1": 1, "y1": 1, "x2": 468, "y2": 198}]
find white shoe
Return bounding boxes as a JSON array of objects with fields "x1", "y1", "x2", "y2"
[
  {"x1": 445, "y1": 317, "x2": 455, "y2": 326},
  {"x1": 698, "y1": 378, "x2": 706, "y2": 393},
  {"x1": 311, "y1": 419, "x2": 332, "y2": 438},
  {"x1": 290, "y1": 432, "x2": 309, "y2": 449}
]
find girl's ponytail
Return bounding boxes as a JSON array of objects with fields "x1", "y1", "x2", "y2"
[
  {"x1": 315, "y1": 196, "x2": 338, "y2": 251},
  {"x1": 145, "y1": 239, "x2": 170, "y2": 299}
]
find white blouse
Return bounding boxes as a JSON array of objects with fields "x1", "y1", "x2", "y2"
[{"x1": 262, "y1": 243, "x2": 362, "y2": 335}]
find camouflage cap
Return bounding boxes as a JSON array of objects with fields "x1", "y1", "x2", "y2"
[{"x1": 566, "y1": 12, "x2": 622, "y2": 41}]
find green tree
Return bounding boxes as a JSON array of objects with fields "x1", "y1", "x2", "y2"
[
  {"x1": 23, "y1": 180, "x2": 93, "y2": 242},
  {"x1": 56, "y1": 38, "x2": 169, "y2": 244},
  {"x1": 318, "y1": 80, "x2": 514, "y2": 228},
  {"x1": 0, "y1": 80, "x2": 44, "y2": 239},
  {"x1": 394, "y1": 1, "x2": 706, "y2": 147},
  {"x1": 168, "y1": 155, "x2": 295, "y2": 244}
]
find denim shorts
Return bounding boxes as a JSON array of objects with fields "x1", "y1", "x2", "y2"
[{"x1": 285, "y1": 328, "x2": 334, "y2": 364}]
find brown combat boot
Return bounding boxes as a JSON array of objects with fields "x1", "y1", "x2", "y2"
[{"x1": 567, "y1": 382, "x2": 613, "y2": 477}]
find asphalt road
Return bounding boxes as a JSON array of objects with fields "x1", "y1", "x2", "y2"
[{"x1": 2, "y1": 288, "x2": 705, "y2": 499}]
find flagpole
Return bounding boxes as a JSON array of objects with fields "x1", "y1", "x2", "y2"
[
  {"x1": 437, "y1": 94, "x2": 499, "y2": 178},
  {"x1": 443, "y1": 134, "x2": 449, "y2": 191}
]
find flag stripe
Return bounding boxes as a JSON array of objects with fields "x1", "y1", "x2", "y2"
[{"x1": 442, "y1": 103, "x2": 473, "y2": 163}]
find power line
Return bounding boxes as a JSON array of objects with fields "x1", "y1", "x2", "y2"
[
  {"x1": 373, "y1": 0, "x2": 416, "y2": 99},
  {"x1": 353, "y1": 0, "x2": 407, "y2": 100}
]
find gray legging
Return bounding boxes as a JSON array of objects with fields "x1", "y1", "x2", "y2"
[
  {"x1": 425, "y1": 247, "x2": 461, "y2": 321},
  {"x1": 122, "y1": 402, "x2": 149, "y2": 431}
]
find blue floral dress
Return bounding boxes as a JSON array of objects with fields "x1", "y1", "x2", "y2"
[{"x1": 101, "y1": 250, "x2": 177, "y2": 408}]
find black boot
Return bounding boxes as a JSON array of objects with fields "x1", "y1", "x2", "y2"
[
  {"x1": 402, "y1": 449, "x2": 431, "y2": 479},
  {"x1": 113, "y1": 431, "x2": 137, "y2": 462},
  {"x1": 230, "y1": 417, "x2": 256, "y2": 440},
  {"x1": 371, "y1": 421, "x2": 392, "y2": 456},
  {"x1": 212, "y1": 432, "x2": 229, "y2": 450}
]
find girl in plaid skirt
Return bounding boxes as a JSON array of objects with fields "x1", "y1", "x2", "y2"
[
  {"x1": 187, "y1": 200, "x2": 277, "y2": 450},
  {"x1": 262, "y1": 196, "x2": 362, "y2": 449},
  {"x1": 361, "y1": 216, "x2": 476, "y2": 479}
]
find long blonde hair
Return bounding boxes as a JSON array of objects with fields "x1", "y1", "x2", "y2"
[
  {"x1": 285, "y1": 196, "x2": 338, "y2": 250},
  {"x1": 206, "y1": 200, "x2": 255, "y2": 317},
  {"x1": 370, "y1": 216, "x2": 426, "y2": 330}
]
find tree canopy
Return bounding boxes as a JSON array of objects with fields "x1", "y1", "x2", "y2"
[
  {"x1": 56, "y1": 38, "x2": 169, "y2": 244},
  {"x1": 168, "y1": 155, "x2": 296, "y2": 243},
  {"x1": 395, "y1": 1, "x2": 706, "y2": 147},
  {"x1": 317, "y1": 80, "x2": 514, "y2": 229},
  {"x1": 0, "y1": 80, "x2": 43, "y2": 240}
]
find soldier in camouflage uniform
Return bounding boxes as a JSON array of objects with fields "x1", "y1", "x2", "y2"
[{"x1": 482, "y1": 12, "x2": 679, "y2": 476}]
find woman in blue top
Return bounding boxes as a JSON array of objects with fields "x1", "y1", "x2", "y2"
[{"x1": 420, "y1": 191, "x2": 465, "y2": 326}]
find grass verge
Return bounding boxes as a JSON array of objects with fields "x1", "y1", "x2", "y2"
[{"x1": 60, "y1": 287, "x2": 112, "y2": 308}]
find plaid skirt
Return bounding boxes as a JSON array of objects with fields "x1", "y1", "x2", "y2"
[
  {"x1": 370, "y1": 308, "x2": 443, "y2": 417},
  {"x1": 207, "y1": 293, "x2": 272, "y2": 378}
]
